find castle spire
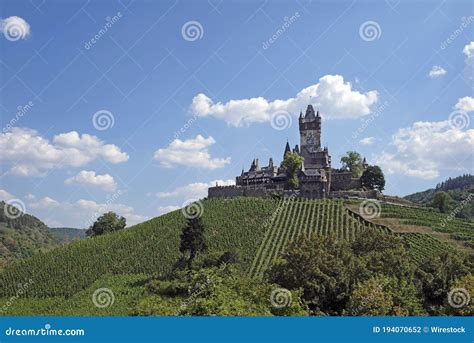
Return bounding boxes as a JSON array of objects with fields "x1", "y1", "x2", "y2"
[
  {"x1": 305, "y1": 104, "x2": 316, "y2": 120},
  {"x1": 284, "y1": 140, "x2": 291, "y2": 159}
]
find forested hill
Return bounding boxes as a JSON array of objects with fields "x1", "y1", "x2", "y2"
[
  {"x1": 404, "y1": 174, "x2": 474, "y2": 219},
  {"x1": 50, "y1": 227, "x2": 86, "y2": 243},
  {"x1": 0, "y1": 201, "x2": 59, "y2": 268}
]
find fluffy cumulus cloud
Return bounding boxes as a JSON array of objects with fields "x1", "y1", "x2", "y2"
[
  {"x1": 0, "y1": 128, "x2": 128, "y2": 176},
  {"x1": 190, "y1": 74, "x2": 378, "y2": 127},
  {"x1": 359, "y1": 137, "x2": 375, "y2": 145},
  {"x1": 157, "y1": 179, "x2": 235, "y2": 199},
  {"x1": 454, "y1": 96, "x2": 474, "y2": 113},
  {"x1": 0, "y1": 16, "x2": 31, "y2": 40},
  {"x1": 463, "y1": 41, "x2": 474, "y2": 60},
  {"x1": 29, "y1": 196, "x2": 60, "y2": 209},
  {"x1": 65, "y1": 170, "x2": 118, "y2": 192},
  {"x1": 428, "y1": 65, "x2": 447, "y2": 78},
  {"x1": 153, "y1": 135, "x2": 230, "y2": 169},
  {"x1": 31, "y1": 197, "x2": 149, "y2": 228},
  {"x1": 374, "y1": 120, "x2": 474, "y2": 179}
]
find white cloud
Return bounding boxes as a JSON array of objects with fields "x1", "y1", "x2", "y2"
[
  {"x1": 454, "y1": 96, "x2": 474, "y2": 113},
  {"x1": 158, "y1": 179, "x2": 235, "y2": 199},
  {"x1": 69, "y1": 199, "x2": 148, "y2": 227},
  {"x1": 190, "y1": 74, "x2": 378, "y2": 127},
  {"x1": 429, "y1": 66, "x2": 447, "y2": 78},
  {"x1": 153, "y1": 135, "x2": 230, "y2": 169},
  {"x1": 65, "y1": 170, "x2": 118, "y2": 192},
  {"x1": 374, "y1": 120, "x2": 474, "y2": 179},
  {"x1": 359, "y1": 137, "x2": 375, "y2": 145},
  {"x1": 0, "y1": 128, "x2": 128, "y2": 176},
  {"x1": 30, "y1": 196, "x2": 60, "y2": 209},
  {"x1": 463, "y1": 41, "x2": 474, "y2": 59},
  {"x1": 158, "y1": 205, "x2": 180, "y2": 215},
  {"x1": 0, "y1": 16, "x2": 30, "y2": 40},
  {"x1": 0, "y1": 189, "x2": 15, "y2": 201}
]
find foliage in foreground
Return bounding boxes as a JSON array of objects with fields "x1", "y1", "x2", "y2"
[{"x1": 267, "y1": 230, "x2": 472, "y2": 316}]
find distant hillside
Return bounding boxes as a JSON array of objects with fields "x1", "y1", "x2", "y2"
[
  {"x1": 0, "y1": 201, "x2": 59, "y2": 268},
  {"x1": 50, "y1": 227, "x2": 86, "y2": 243},
  {"x1": 404, "y1": 174, "x2": 474, "y2": 219}
]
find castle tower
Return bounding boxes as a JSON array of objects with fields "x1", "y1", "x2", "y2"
[{"x1": 299, "y1": 104, "x2": 321, "y2": 151}]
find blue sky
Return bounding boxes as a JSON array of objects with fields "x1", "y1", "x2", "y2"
[{"x1": 0, "y1": 0, "x2": 473, "y2": 227}]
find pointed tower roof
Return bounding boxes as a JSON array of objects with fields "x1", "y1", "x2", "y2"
[
  {"x1": 305, "y1": 104, "x2": 316, "y2": 120},
  {"x1": 284, "y1": 141, "x2": 291, "y2": 158}
]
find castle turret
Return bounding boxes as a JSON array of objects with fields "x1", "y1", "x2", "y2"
[
  {"x1": 268, "y1": 158, "x2": 274, "y2": 169},
  {"x1": 255, "y1": 158, "x2": 261, "y2": 171}
]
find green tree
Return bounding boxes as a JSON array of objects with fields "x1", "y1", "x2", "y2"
[
  {"x1": 416, "y1": 251, "x2": 469, "y2": 308},
  {"x1": 361, "y1": 165, "x2": 385, "y2": 191},
  {"x1": 340, "y1": 151, "x2": 364, "y2": 177},
  {"x1": 267, "y1": 235, "x2": 365, "y2": 314},
  {"x1": 86, "y1": 212, "x2": 126, "y2": 237},
  {"x1": 180, "y1": 215, "x2": 207, "y2": 269},
  {"x1": 348, "y1": 275, "x2": 424, "y2": 316},
  {"x1": 280, "y1": 152, "x2": 304, "y2": 189},
  {"x1": 432, "y1": 191, "x2": 452, "y2": 213}
]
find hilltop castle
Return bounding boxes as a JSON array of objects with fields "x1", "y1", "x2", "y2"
[{"x1": 208, "y1": 105, "x2": 371, "y2": 199}]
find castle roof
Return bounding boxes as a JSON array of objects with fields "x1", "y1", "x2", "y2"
[{"x1": 305, "y1": 104, "x2": 316, "y2": 120}]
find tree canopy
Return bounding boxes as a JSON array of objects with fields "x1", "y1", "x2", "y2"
[
  {"x1": 86, "y1": 212, "x2": 126, "y2": 237},
  {"x1": 180, "y1": 215, "x2": 207, "y2": 269},
  {"x1": 280, "y1": 152, "x2": 304, "y2": 189},
  {"x1": 361, "y1": 165, "x2": 385, "y2": 191},
  {"x1": 340, "y1": 151, "x2": 365, "y2": 177}
]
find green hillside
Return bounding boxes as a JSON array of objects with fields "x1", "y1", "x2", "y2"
[
  {"x1": 0, "y1": 201, "x2": 58, "y2": 268},
  {"x1": 1, "y1": 197, "x2": 469, "y2": 303},
  {"x1": 49, "y1": 227, "x2": 86, "y2": 243},
  {"x1": 404, "y1": 174, "x2": 474, "y2": 220}
]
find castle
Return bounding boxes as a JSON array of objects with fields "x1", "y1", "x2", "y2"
[{"x1": 208, "y1": 105, "x2": 373, "y2": 199}]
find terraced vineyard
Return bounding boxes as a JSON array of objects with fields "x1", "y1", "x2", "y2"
[
  {"x1": 249, "y1": 198, "x2": 458, "y2": 278},
  {"x1": 380, "y1": 203, "x2": 474, "y2": 248},
  {"x1": 0, "y1": 197, "x2": 466, "y2": 301},
  {"x1": 0, "y1": 198, "x2": 278, "y2": 298}
]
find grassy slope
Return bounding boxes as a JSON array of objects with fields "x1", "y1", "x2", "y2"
[
  {"x1": 0, "y1": 197, "x2": 472, "y2": 315},
  {"x1": 0, "y1": 197, "x2": 278, "y2": 297}
]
